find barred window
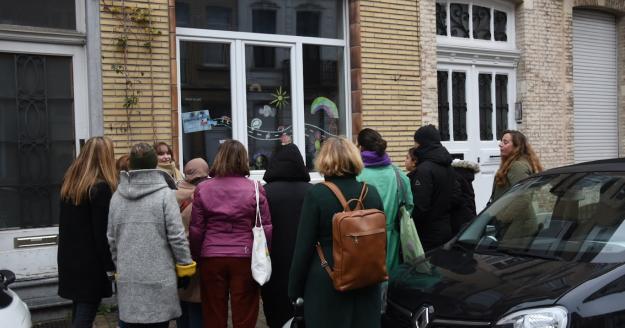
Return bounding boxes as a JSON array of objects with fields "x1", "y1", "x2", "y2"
[{"x1": 437, "y1": 1, "x2": 508, "y2": 43}]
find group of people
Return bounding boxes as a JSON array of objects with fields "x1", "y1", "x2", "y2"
[{"x1": 56, "y1": 124, "x2": 542, "y2": 328}]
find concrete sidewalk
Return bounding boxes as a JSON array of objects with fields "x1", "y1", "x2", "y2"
[{"x1": 93, "y1": 303, "x2": 270, "y2": 328}]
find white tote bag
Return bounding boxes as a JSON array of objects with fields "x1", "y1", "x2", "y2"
[{"x1": 251, "y1": 180, "x2": 272, "y2": 285}]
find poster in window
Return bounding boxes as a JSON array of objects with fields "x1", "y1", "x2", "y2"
[{"x1": 182, "y1": 110, "x2": 214, "y2": 133}]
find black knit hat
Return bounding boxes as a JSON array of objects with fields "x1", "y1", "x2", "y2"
[
  {"x1": 129, "y1": 143, "x2": 158, "y2": 170},
  {"x1": 413, "y1": 124, "x2": 442, "y2": 147}
]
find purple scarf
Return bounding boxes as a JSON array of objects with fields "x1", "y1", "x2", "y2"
[{"x1": 361, "y1": 151, "x2": 392, "y2": 167}]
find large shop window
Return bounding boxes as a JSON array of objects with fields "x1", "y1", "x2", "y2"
[
  {"x1": 0, "y1": 53, "x2": 76, "y2": 229},
  {"x1": 177, "y1": 1, "x2": 347, "y2": 172},
  {"x1": 436, "y1": 1, "x2": 508, "y2": 42},
  {"x1": 0, "y1": 0, "x2": 76, "y2": 30},
  {"x1": 176, "y1": 0, "x2": 343, "y2": 39}
]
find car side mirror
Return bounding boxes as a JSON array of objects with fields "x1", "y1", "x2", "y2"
[{"x1": 0, "y1": 270, "x2": 16, "y2": 290}]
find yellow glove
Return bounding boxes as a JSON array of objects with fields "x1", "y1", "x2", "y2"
[{"x1": 176, "y1": 261, "x2": 197, "y2": 277}]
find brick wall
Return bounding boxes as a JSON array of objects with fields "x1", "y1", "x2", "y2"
[
  {"x1": 100, "y1": 0, "x2": 174, "y2": 157},
  {"x1": 418, "y1": 0, "x2": 438, "y2": 127},
  {"x1": 358, "y1": 0, "x2": 421, "y2": 162},
  {"x1": 516, "y1": 0, "x2": 625, "y2": 168},
  {"x1": 515, "y1": 0, "x2": 573, "y2": 169}
]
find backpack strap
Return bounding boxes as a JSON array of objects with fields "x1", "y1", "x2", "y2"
[
  {"x1": 357, "y1": 183, "x2": 368, "y2": 204},
  {"x1": 322, "y1": 181, "x2": 350, "y2": 211},
  {"x1": 322, "y1": 181, "x2": 368, "y2": 211}
]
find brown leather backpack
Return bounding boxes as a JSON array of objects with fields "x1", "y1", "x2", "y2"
[{"x1": 316, "y1": 181, "x2": 388, "y2": 292}]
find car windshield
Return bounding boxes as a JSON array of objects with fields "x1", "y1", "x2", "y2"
[{"x1": 458, "y1": 172, "x2": 625, "y2": 263}]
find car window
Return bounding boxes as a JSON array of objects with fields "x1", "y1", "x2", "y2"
[{"x1": 458, "y1": 172, "x2": 625, "y2": 263}]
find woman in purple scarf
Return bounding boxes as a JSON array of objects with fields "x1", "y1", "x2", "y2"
[{"x1": 356, "y1": 128, "x2": 413, "y2": 274}]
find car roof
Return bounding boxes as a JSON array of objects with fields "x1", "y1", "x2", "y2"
[{"x1": 538, "y1": 157, "x2": 625, "y2": 176}]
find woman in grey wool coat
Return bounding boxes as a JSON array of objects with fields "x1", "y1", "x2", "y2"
[{"x1": 108, "y1": 143, "x2": 196, "y2": 328}]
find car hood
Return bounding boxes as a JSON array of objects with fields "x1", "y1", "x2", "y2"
[{"x1": 388, "y1": 247, "x2": 621, "y2": 322}]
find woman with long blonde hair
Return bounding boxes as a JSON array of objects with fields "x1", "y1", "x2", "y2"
[
  {"x1": 57, "y1": 136, "x2": 118, "y2": 328},
  {"x1": 491, "y1": 130, "x2": 543, "y2": 202}
]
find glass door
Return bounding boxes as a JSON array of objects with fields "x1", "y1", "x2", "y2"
[
  {"x1": 177, "y1": 32, "x2": 349, "y2": 179},
  {"x1": 179, "y1": 40, "x2": 234, "y2": 166},
  {"x1": 243, "y1": 43, "x2": 294, "y2": 170}
]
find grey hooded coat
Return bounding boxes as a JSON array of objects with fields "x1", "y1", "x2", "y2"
[{"x1": 107, "y1": 170, "x2": 192, "y2": 324}]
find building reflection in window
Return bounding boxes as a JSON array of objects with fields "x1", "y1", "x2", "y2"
[
  {"x1": 245, "y1": 46, "x2": 291, "y2": 170},
  {"x1": 176, "y1": 0, "x2": 343, "y2": 39},
  {"x1": 179, "y1": 42, "x2": 233, "y2": 166},
  {"x1": 303, "y1": 45, "x2": 345, "y2": 170}
]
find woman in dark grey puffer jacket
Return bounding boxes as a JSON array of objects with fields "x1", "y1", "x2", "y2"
[{"x1": 108, "y1": 143, "x2": 195, "y2": 328}]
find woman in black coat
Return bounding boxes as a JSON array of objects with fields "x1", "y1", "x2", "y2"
[
  {"x1": 57, "y1": 137, "x2": 118, "y2": 328},
  {"x1": 261, "y1": 143, "x2": 312, "y2": 328}
]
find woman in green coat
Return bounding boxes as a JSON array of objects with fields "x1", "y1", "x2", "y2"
[
  {"x1": 356, "y1": 128, "x2": 413, "y2": 275},
  {"x1": 490, "y1": 130, "x2": 543, "y2": 202},
  {"x1": 288, "y1": 137, "x2": 385, "y2": 328}
]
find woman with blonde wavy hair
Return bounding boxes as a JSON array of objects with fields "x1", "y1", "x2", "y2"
[
  {"x1": 491, "y1": 130, "x2": 543, "y2": 202},
  {"x1": 289, "y1": 137, "x2": 384, "y2": 328},
  {"x1": 57, "y1": 136, "x2": 118, "y2": 328}
]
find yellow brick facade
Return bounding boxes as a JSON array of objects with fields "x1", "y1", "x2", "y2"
[
  {"x1": 100, "y1": 0, "x2": 174, "y2": 157},
  {"x1": 99, "y1": 0, "x2": 428, "y2": 161},
  {"x1": 358, "y1": 0, "x2": 422, "y2": 162}
]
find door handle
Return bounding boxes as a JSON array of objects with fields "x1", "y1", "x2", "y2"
[{"x1": 14, "y1": 235, "x2": 58, "y2": 248}]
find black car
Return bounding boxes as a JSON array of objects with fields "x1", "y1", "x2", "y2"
[{"x1": 383, "y1": 158, "x2": 625, "y2": 328}]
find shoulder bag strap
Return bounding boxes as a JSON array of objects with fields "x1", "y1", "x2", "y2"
[
  {"x1": 393, "y1": 166, "x2": 407, "y2": 206},
  {"x1": 254, "y1": 180, "x2": 262, "y2": 228},
  {"x1": 322, "y1": 181, "x2": 350, "y2": 212},
  {"x1": 315, "y1": 242, "x2": 334, "y2": 277}
]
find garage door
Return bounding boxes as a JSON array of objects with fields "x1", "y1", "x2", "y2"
[{"x1": 573, "y1": 10, "x2": 618, "y2": 163}]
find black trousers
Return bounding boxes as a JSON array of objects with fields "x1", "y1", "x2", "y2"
[{"x1": 71, "y1": 301, "x2": 100, "y2": 328}]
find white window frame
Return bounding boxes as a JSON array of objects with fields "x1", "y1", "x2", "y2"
[
  {"x1": 473, "y1": 68, "x2": 516, "y2": 142},
  {"x1": 436, "y1": 0, "x2": 516, "y2": 51},
  {"x1": 175, "y1": 0, "x2": 351, "y2": 182},
  {"x1": 438, "y1": 65, "x2": 517, "y2": 149},
  {"x1": 0, "y1": 40, "x2": 90, "y2": 155},
  {"x1": 0, "y1": 0, "x2": 86, "y2": 40}
]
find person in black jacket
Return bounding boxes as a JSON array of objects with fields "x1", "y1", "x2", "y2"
[
  {"x1": 261, "y1": 144, "x2": 312, "y2": 328},
  {"x1": 411, "y1": 125, "x2": 456, "y2": 251},
  {"x1": 57, "y1": 137, "x2": 118, "y2": 328}
]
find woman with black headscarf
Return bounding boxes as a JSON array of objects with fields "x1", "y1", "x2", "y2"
[{"x1": 261, "y1": 144, "x2": 312, "y2": 328}]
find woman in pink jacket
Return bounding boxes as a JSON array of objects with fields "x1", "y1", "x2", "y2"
[{"x1": 190, "y1": 140, "x2": 272, "y2": 328}]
